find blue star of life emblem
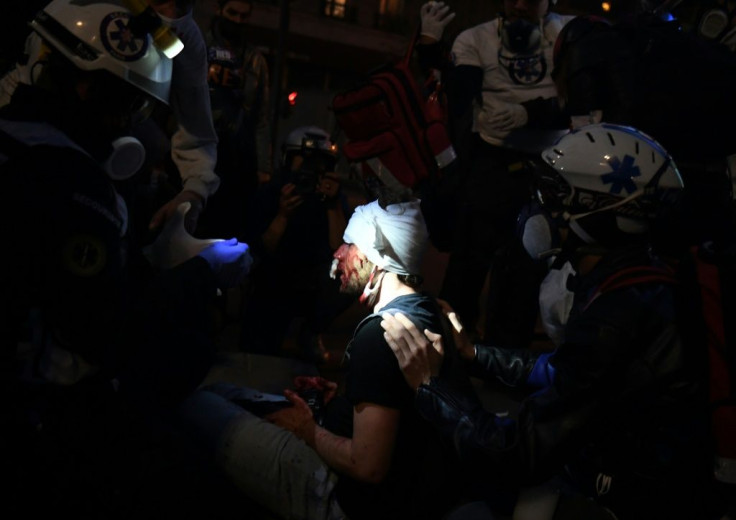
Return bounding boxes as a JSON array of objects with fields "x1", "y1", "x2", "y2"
[
  {"x1": 601, "y1": 155, "x2": 641, "y2": 195},
  {"x1": 510, "y1": 56, "x2": 544, "y2": 84},
  {"x1": 100, "y1": 12, "x2": 148, "y2": 62}
]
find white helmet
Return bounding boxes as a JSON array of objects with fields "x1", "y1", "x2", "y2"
[
  {"x1": 282, "y1": 126, "x2": 338, "y2": 157},
  {"x1": 540, "y1": 123, "x2": 684, "y2": 243},
  {"x1": 30, "y1": 0, "x2": 178, "y2": 104},
  {"x1": 282, "y1": 125, "x2": 339, "y2": 172}
]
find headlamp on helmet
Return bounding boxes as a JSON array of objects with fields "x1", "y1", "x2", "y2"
[{"x1": 282, "y1": 126, "x2": 339, "y2": 195}]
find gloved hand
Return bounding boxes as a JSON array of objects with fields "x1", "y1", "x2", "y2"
[
  {"x1": 420, "y1": 1, "x2": 456, "y2": 42},
  {"x1": 198, "y1": 238, "x2": 253, "y2": 289},
  {"x1": 485, "y1": 102, "x2": 528, "y2": 132},
  {"x1": 149, "y1": 189, "x2": 203, "y2": 233}
]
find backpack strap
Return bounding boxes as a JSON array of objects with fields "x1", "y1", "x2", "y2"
[
  {"x1": 691, "y1": 244, "x2": 736, "y2": 402},
  {"x1": 400, "y1": 23, "x2": 422, "y2": 68},
  {"x1": 687, "y1": 243, "x2": 736, "y2": 476},
  {"x1": 584, "y1": 264, "x2": 678, "y2": 311}
]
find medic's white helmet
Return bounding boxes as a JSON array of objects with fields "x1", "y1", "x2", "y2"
[
  {"x1": 281, "y1": 125, "x2": 339, "y2": 171},
  {"x1": 30, "y1": 0, "x2": 178, "y2": 104},
  {"x1": 282, "y1": 126, "x2": 339, "y2": 157},
  {"x1": 540, "y1": 123, "x2": 684, "y2": 243}
]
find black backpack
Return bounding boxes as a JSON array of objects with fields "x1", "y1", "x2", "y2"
[{"x1": 588, "y1": 241, "x2": 736, "y2": 485}]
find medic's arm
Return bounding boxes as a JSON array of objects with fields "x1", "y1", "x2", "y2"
[{"x1": 472, "y1": 345, "x2": 556, "y2": 389}]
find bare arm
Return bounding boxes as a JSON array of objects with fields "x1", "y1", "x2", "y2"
[
  {"x1": 269, "y1": 393, "x2": 399, "y2": 483},
  {"x1": 313, "y1": 402, "x2": 399, "y2": 483}
]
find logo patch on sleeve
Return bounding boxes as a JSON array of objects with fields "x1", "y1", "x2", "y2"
[{"x1": 62, "y1": 234, "x2": 108, "y2": 277}]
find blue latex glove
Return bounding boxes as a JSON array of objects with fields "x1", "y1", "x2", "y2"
[{"x1": 198, "y1": 238, "x2": 253, "y2": 288}]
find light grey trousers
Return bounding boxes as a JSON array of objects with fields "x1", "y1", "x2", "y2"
[{"x1": 176, "y1": 385, "x2": 347, "y2": 520}]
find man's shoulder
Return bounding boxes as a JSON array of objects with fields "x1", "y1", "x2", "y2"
[
  {"x1": 379, "y1": 292, "x2": 436, "y2": 314},
  {"x1": 373, "y1": 293, "x2": 441, "y2": 333},
  {"x1": 543, "y1": 12, "x2": 577, "y2": 39},
  {"x1": 0, "y1": 118, "x2": 96, "y2": 167},
  {"x1": 547, "y1": 12, "x2": 577, "y2": 24},
  {"x1": 352, "y1": 293, "x2": 436, "y2": 337}
]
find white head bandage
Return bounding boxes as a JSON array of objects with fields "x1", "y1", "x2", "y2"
[{"x1": 342, "y1": 199, "x2": 428, "y2": 276}]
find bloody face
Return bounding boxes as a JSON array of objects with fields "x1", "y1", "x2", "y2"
[{"x1": 331, "y1": 243, "x2": 373, "y2": 294}]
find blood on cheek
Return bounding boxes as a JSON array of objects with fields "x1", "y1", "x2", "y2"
[
  {"x1": 347, "y1": 246, "x2": 367, "y2": 276},
  {"x1": 344, "y1": 256, "x2": 363, "y2": 281},
  {"x1": 333, "y1": 245, "x2": 364, "y2": 284}
]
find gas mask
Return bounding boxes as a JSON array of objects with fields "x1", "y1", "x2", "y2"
[
  {"x1": 32, "y1": 52, "x2": 150, "y2": 182},
  {"x1": 516, "y1": 199, "x2": 564, "y2": 263},
  {"x1": 501, "y1": 17, "x2": 542, "y2": 53},
  {"x1": 104, "y1": 136, "x2": 146, "y2": 181},
  {"x1": 517, "y1": 197, "x2": 576, "y2": 346},
  {"x1": 697, "y1": 5, "x2": 736, "y2": 44},
  {"x1": 498, "y1": 17, "x2": 547, "y2": 84}
]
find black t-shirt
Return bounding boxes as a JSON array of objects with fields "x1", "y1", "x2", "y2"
[{"x1": 332, "y1": 293, "x2": 463, "y2": 520}]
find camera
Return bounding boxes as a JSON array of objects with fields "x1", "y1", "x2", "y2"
[
  {"x1": 290, "y1": 168, "x2": 320, "y2": 196},
  {"x1": 288, "y1": 152, "x2": 336, "y2": 196}
]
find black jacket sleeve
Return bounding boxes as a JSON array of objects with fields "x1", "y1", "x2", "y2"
[
  {"x1": 413, "y1": 279, "x2": 694, "y2": 489},
  {"x1": 470, "y1": 344, "x2": 543, "y2": 385},
  {"x1": 416, "y1": 41, "x2": 482, "y2": 120},
  {"x1": 521, "y1": 96, "x2": 570, "y2": 130}
]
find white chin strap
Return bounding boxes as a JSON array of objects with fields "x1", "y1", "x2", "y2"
[
  {"x1": 565, "y1": 188, "x2": 644, "y2": 224},
  {"x1": 563, "y1": 189, "x2": 648, "y2": 244},
  {"x1": 359, "y1": 267, "x2": 386, "y2": 307}
]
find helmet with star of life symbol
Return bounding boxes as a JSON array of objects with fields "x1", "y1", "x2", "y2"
[
  {"x1": 29, "y1": 0, "x2": 177, "y2": 105},
  {"x1": 538, "y1": 123, "x2": 684, "y2": 246}
]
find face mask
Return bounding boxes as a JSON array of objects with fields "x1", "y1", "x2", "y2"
[
  {"x1": 359, "y1": 266, "x2": 386, "y2": 308},
  {"x1": 517, "y1": 200, "x2": 563, "y2": 263},
  {"x1": 538, "y1": 260, "x2": 576, "y2": 346},
  {"x1": 217, "y1": 16, "x2": 248, "y2": 45}
]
